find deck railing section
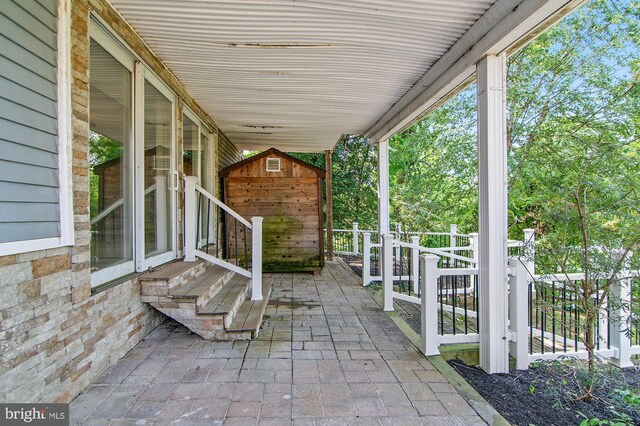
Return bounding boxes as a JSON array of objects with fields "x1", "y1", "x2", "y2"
[
  {"x1": 508, "y1": 258, "x2": 640, "y2": 369},
  {"x1": 374, "y1": 234, "x2": 481, "y2": 354},
  {"x1": 184, "y1": 176, "x2": 263, "y2": 300}
]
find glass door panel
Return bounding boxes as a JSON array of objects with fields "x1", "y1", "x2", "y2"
[
  {"x1": 144, "y1": 80, "x2": 173, "y2": 258},
  {"x1": 89, "y1": 39, "x2": 133, "y2": 280},
  {"x1": 182, "y1": 114, "x2": 200, "y2": 180}
]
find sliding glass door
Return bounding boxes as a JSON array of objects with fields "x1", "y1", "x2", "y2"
[
  {"x1": 142, "y1": 77, "x2": 176, "y2": 267},
  {"x1": 89, "y1": 36, "x2": 135, "y2": 284},
  {"x1": 89, "y1": 23, "x2": 177, "y2": 286}
]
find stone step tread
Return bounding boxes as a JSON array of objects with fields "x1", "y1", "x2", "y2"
[
  {"x1": 169, "y1": 265, "x2": 228, "y2": 298},
  {"x1": 227, "y1": 279, "x2": 271, "y2": 333},
  {"x1": 198, "y1": 274, "x2": 249, "y2": 315},
  {"x1": 140, "y1": 260, "x2": 201, "y2": 281}
]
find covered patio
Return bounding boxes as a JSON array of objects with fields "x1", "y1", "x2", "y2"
[{"x1": 69, "y1": 261, "x2": 484, "y2": 424}]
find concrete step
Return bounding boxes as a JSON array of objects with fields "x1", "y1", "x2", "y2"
[
  {"x1": 226, "y1": 277, "x2": 272, "y2": 340},
  {"x1": 168, "y1": 266, "x2": 236, "y2": 311},
  {"x1": 198, "y1": 274, "x2": 251, "y2": 328},
  {"x1": 140, "y1": 260, "x2": 207, "y2": 299}
]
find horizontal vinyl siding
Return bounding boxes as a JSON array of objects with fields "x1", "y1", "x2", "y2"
[
  {"x1": 217, "y1": 131, "x2": 242, "y2": 169},
  {"x1": 0, "y1": 0, "x2": 60, "y2": 244}
]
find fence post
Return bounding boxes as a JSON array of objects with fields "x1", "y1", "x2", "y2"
[
  {"x1": 251, "y1": 216, "x2": 263, "y2": 301},
  {"x1": 508, "y1": 258, "x2": 530, "y2": 370},
  {"x1": 410, "y1": 236, "x2": 420, "y2": 294},
  {"x1": 610, "y1": 275, "x2": 633, "y2": 368},
  {"x1": 470, "y1": 232, "x2": 479, "y2": 265},
  {"x1": 523, "y1": 229, "x2": 536, "y2": 274},
  {"x1": 421, "y1": 254, "x2": 440, "y2": 356},
  {"x1": 394, "y1": 223, "x2": 401, "y2": 261},
  {"x1": 353, "y1": 222, "x2": 359, "y2": 255},
  {"x1": 382, "y1": 234, "x2": 394, "y2": 312},
  {"x1": 362, "y1": 232, "x2": 371, "y2": 287},
  {"x1": 450, "y1": 224, "x2": 458, "y2": 249},
  {"x1": 183, "y1": 176, "x2": 198, "y2": 262}
]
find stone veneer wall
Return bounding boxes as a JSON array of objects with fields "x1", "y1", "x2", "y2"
[{"x1": 0, "y1": 0, "x2": 241, "y2": 403}]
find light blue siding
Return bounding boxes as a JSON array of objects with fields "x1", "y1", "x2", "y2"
[{"x1": 0, "y1": 0, "x2": 60, "y2": 244}]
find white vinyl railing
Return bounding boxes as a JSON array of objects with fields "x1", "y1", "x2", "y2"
[
  {"x1": 183, "y1": 176, "x2": 263, "y2": 301},
  {"x1": 508, "y1": 259, "x2": 640, "y2": 369}
]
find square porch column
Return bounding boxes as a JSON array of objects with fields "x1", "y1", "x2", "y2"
[
  {"x1": 377, "y1": 139, "x2": 390, "y2": 239},
  {"x1": 477, "y1": 53, "x2": 509, "y2": 374}
]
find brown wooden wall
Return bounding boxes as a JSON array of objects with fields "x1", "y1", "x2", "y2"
[{"x1": 223, "y1": 151, "x2": 324, "y2": 272}]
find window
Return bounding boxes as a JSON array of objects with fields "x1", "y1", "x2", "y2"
[
  {"x1": 89, "y1": 19, "x2": 177, "y2": 287},
  {"x1": 266, "y1": 157, "x2": 281, "y2": 172},
  {"x1": 0, "y1": 0, "x2": 73, "y2": 256},
  {"x1": 140, "y1": 75, "x2": 176, "y2": 267}
]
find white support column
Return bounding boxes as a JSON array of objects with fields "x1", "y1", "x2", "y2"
[
  {"x1": 410, "y1": 236, "x2": 420, "y2": 294},
  {"x1": 508, "y1": 258, "x2": 530, "y2": 370},
  {"x1": 362, "y1": 232, "x2": 371, "y2": 286},
  {"x1": 523, "y1": 228, "x2": 536, "y2": 275},
  {"x1": 377, "y1": 140, "x2": 390, "y2": 240},
  {"x1": 382, "y1": 234, "x2": 394, "y2": 312},
  {"x1": 470, "y1": 233, "x2": 479, "y2": 266},
  {"x1": 183, "y1": 176, "x2": 198, "y2": 262},
  {"x1": 610, "y1": 276, "x2": 633, "y2": 368},
  {"x1": 477, "y1": 53, "x2": 509, "y2": 374},
  {"x1": 421, "y1": 254, "x2": 440, "y2": 356},
  {"x1": 353, "y1": 222, "x2": 359, "y2": 255},
  {"x1": 251, "y1": 216, "x2": 263, "y2": 301}
]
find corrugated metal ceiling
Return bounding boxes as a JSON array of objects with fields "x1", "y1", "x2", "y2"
[{"x1": 110, "y1": 0, "x2": 496, "y2": 152}]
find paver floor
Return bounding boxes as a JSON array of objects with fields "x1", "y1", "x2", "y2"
[{"x1": 70, "y1": 260, "x2": 485, "y2": 425}]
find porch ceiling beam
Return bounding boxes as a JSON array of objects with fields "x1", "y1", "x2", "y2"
[{"x1": 364, "y1": 0, "x2": 585, "y2": 143}]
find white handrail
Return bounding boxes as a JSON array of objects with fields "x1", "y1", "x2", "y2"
[
  {"x1": 195, "y1": 184, "x2": 252, "y2": 229},
  {"x1": 91, "y1": 184, "x2": 156, "y2": 226},
  {"x1": 393, "y1": 239, "x2": 476, "y2": 264}
]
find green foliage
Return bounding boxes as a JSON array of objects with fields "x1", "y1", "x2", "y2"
[
  {"x1": 288, "y1": 135, "x2": 379, "y2": 229},
  {"x1": 89, "y1": 132, "x2": 123, "y2": 219},
  {"x1": 311, "y1": 0, "x2": 640, "y2": 273}
]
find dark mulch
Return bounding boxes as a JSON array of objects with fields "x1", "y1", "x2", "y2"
[{"x1": 449, "y1": 358, "x2": 640, "y2": 426}]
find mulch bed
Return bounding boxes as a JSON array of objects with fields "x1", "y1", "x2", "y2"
[{"x1": 449, "y1": 359, "x2": 640, "y2": 426}]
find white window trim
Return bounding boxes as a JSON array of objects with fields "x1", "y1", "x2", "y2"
[{"x1": 0, "y1": 0, "x2": 74, "y2": 257}]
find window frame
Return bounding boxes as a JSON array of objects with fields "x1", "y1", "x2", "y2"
[
  {"x1": 89, "y1": 15, "x2": 179, "y2": 286},
  {"x1": 135, "y1": 68, "x2": 178, "y2": 272},
  {"x1": 88, "y1": 21, "x2": 137, "y2": 287}
]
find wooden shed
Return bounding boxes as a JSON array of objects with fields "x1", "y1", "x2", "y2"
[{"x1": 220, "y1": 148, "x2": 325, "y2": 273}]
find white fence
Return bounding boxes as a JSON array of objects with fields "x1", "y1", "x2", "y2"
[
  {"x1": 508, "y1": 258, "x2": 640, "y2": 369},
  {"x1": 352, "y1": 224, "x2": 639, "y2": 370}
]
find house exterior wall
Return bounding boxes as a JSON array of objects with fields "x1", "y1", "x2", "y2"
[{"x1": 0, "y1": 0, "x2": 242, "y2": 403}]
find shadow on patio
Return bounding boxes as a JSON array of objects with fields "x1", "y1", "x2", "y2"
[{"x1": 70, "y1": 261, "x2": 483, "y2": 425}]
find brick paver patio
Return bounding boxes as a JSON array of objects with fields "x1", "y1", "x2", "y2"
[{"x1": 70, "y1": 260, "x2": 485, "y2": 425}]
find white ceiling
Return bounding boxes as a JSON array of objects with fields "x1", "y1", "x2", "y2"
[{"x1": 110, "y1": 0, "x2": 497, "y2": 152}]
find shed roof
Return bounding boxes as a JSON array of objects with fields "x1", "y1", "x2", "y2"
[{"x1": 219, "y1": 148, "x2": 326, "y2": 178}]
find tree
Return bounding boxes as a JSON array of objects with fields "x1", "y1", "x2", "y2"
[{"x1": 288, "y1": 135, "x2": 379, "y2": 229}]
